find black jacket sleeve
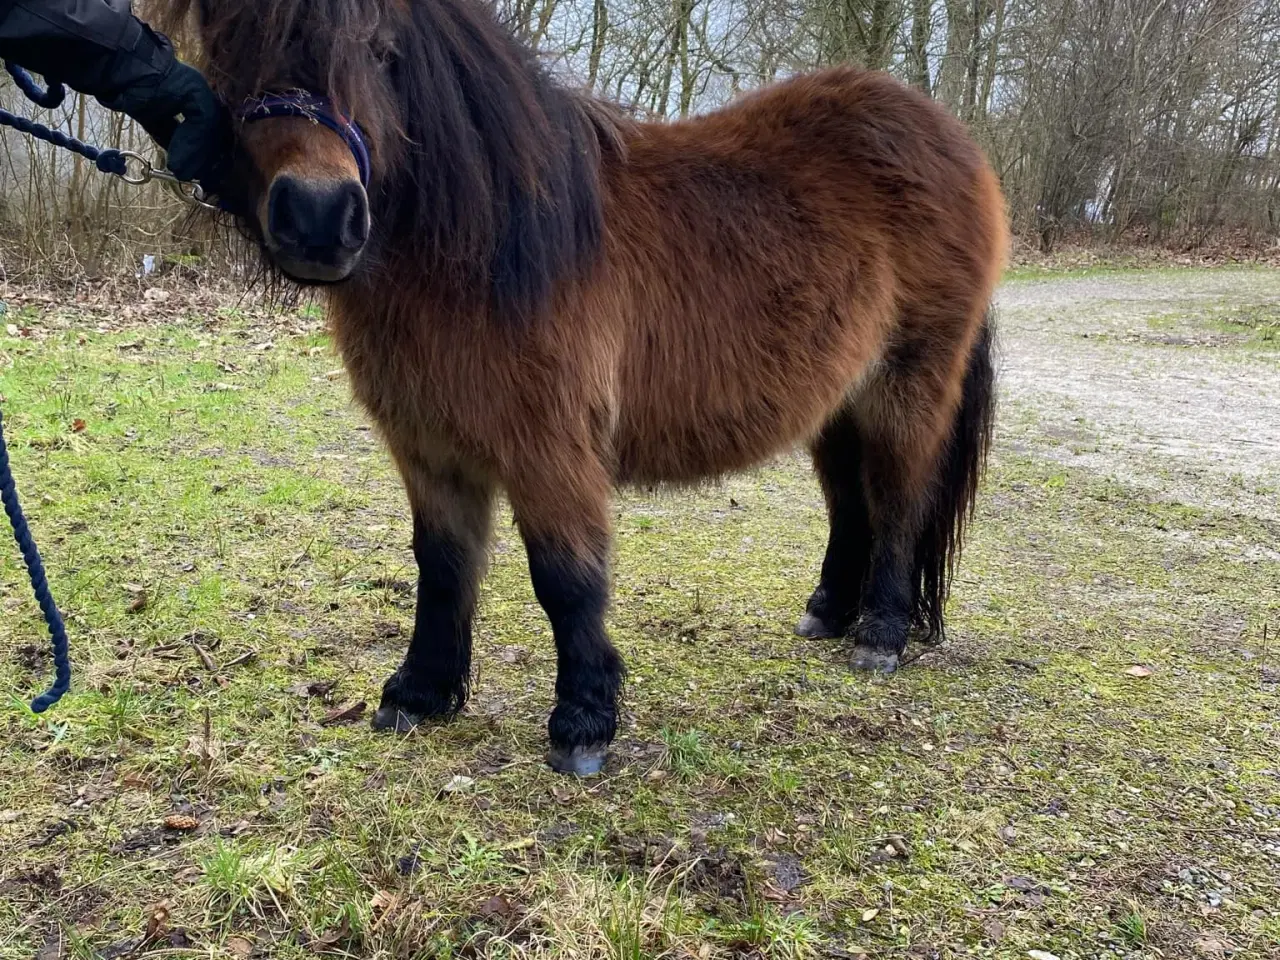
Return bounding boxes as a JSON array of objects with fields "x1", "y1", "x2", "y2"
[
  {"x1": 0, "y1": 0, "x2": 176, "y2": 102},
  {"x1": 0, "y1": 0, "x2": 232, "y2": 186}
]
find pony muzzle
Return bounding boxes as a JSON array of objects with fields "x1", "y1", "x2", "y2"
[
  {"x1": 236, "y1": 94, "x2": 374, "y2": 285},
  {"x1": 263, "y1": 174, "x2": 370, "y2": 283}
]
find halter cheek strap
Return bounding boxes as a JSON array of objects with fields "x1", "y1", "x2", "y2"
[{"x1": 238, "y1": 93, "x2": 372, "y2": 188}]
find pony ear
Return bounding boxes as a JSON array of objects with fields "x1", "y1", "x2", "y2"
[{"x1": 374, "y1": 20, "x2": 401, "y2": 62}]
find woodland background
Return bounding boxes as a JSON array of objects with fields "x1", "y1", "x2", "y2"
[{"x1": 0, "y1": 0, "x2": 1277, "y2": 280}]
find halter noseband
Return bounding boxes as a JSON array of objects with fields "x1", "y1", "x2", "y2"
[{"x1": 238, "y1": 93, "x2": 371, "y2": 189}]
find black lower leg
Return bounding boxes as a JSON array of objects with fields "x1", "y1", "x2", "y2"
[
  {"x1": 374, "y1": 515, "x2": 479, "y2": 731},
  {"x1": 851, "y1": 530, "x2": 914, "y2": 673},
  {"x1": 524, "y1": 538, "x2": 624, "y2": 776},
  {"x1": 799, "y1": 416, "x2": 872, "y2": 639}
]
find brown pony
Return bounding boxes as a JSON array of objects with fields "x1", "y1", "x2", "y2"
[{"x1": 171, "y1": 0, "x2": 1007, "y2": 774}]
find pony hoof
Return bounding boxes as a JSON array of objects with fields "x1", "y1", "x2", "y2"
[
  {"x1": 850, "y1": 647, "x2": 900, "y2": 674},
  {"x1": 371, "y1": 705, "x2": 423, "y2": 733},
  {"x1": 547, "y1": 745, "x2": 608, "y2": 777},
  {"x1": 794, "y1": 612, "x2": 845, "y2": 639}
]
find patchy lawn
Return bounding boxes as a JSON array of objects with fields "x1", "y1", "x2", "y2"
[{"x1": 1, "y1": 268, "x2": 1278, "y2": 960}]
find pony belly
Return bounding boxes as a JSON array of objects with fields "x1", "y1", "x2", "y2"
[
  {"x1": 612, "y1": 323, "x2": 882, "y2": 486},
  {"x1": 612, "y1": 392, "x2": 841, "y2": 485}
]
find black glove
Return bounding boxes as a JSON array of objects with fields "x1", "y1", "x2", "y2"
[{"x1": 99, "y1": 58, "x2": 232, "y2": 189}]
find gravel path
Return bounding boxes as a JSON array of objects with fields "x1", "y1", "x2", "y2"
[{"x1": 994, "y1": 268, "x2": 1280, "y2": 522}]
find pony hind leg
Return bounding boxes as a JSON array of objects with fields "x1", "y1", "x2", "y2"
[
  {"x1": 849, "y1": 430, "x2": 928, "y2": 674},
  {"x1": 797, "y1": 410, "x2": 872, "y2": 640},
  {"x1": 373, "y1": 455, "x2": 494, "y2": 732},
  {"x1": 852, "y1": 313, "x2": 996, "y2": 672},
  {"x1": 508, "y1": 455, "x2": 624, "y2": 777}
]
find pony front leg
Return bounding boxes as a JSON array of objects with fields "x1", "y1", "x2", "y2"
[
  {"x1": 373, "y1": 456, "x2": 494, "y2": 732},
  {"x1": 510, "y1": 463, "x2": 624, "y2": 776}
]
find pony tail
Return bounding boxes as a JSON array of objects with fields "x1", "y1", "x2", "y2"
[{"x1": 911, "y1": 308, "x2": 997, "y2": 640}]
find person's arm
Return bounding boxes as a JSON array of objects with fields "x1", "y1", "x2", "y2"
[
  {"x1": 0, "y1": 0, "x2": 229, "y2": 186},
  {"x1": 0, "y1": 0, "x2": 173, "y2": 101}
]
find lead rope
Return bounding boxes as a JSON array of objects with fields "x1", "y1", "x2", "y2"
[
  {"x1": 0, "y1": 406, "x2": 71, "y2": 712},
  {"x1": 1, "y1": 63, "x2": 128, "y2": 176},
  {"x1": 0, "y1": 65, "x2": 78, "y2": 711}
]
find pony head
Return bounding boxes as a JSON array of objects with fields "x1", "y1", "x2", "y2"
[{"x1": 174, "y1": 0, "x2": 619, "y2": 312}]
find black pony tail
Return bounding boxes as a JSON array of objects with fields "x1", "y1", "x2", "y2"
[{"x1": 911, "y1": 309, "x2": 997, "y2": 640}]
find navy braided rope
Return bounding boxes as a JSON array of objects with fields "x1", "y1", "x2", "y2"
[
  {"x1": 0, "y1": 408, "x2": 71, "y2": 712},
  {"x1": 1, "y1": 62, "x2": 76, "y2": 711},
  {"x1": 1, "y1": 63, "x2": 127, "y2": 176}
]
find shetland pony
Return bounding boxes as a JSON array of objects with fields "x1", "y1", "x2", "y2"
[{"x1": 172, "y1": 0, "x2": 1007, "y2": 774}]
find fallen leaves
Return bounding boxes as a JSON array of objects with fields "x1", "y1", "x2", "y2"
[
  {"x1": 124, "y1": 584, "x2": 148, "y2": 614},
  {"x1": 1194, "y1": 936, "x2": 1231, "y2": 957},
  {"x1": 93, "y1": 901, "x2": 185, "y2": 959},
  {"x1": 440, "y1": 775, "x2": 477, "y2": 797},
  {"x1": 67, "y1": 783, "x2": 114, "y2": 809},
  {"x1": 143, "y1": 902, "x2": 170, "y2": 941},
  {"x1": 319, "y1": 701, "x2": 367, "y2": 726},
  {"x1": 1004, "y1": 876, "x2": 1041, "y2": 892},
  {"x1": 397, "y1": 844, "x2": 423, "y2": 876},
  {"x1": 310, "y1": 916, "x2": 352, "y2": 950},
  {"x1": 370, "y1": 889, "x2": 401, "y2": 928},
  {"x1": 185, "y1": 733, "x2": 222, "y2": 767},
  {"x1": 479, "y1": 894, "x2": 516, "y2": 919},
  {"x1": 1003, "y1": 875, "x2": 1053, "y2": 907},
  {"x1": 287, "y1": 678, "x2": 338, "y2": 699}
]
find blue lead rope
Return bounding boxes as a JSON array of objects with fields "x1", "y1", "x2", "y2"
[
  {"x1": 0, "y1": 63, "x2": 127, "y2": 177},
  {"x1": 1, "y1": 63, "x2": 77, "y2": 711},
  {"x1": 0, "y1": 407, "x2": 71, "y2": 712}
]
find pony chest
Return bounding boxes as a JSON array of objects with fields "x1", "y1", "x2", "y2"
[{"x1": 329, "y1": 323, "x2": 452, "y2": 426}]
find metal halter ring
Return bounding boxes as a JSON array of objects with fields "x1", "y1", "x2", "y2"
[
  {"x1": 118, "y1": 150, "x2": 158, "y2": 185},
  {"x1": 119, "y1": 149, "x2": 220, "y2": 211}
]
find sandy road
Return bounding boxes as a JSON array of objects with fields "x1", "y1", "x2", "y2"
[{"x1": 994, "y1": 268, "x2": 1280, "y2": 524}]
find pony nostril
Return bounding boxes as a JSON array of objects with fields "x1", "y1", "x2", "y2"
[
  {"x1": 339, "y1": 184, "x2": 370, "y2": 250},
  {"x1": 267, "y1": 178, "x2": 303, "y2": 246}
]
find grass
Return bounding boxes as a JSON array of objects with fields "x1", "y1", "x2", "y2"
[
  {"x1": 1145, "y1": 301, "x2": 1280, "y2": 347},
  {"x1": 2, "y1": 277, "x2": 1279, "y2": 959}
]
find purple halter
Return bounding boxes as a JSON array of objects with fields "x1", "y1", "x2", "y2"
[{"x1": 238, "y1": 92, "x2": 371, "y2": 188}]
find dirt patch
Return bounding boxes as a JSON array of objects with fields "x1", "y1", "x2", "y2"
[{"x1": 996, "y1": 268, "x2": 1280, "y2": 520}]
